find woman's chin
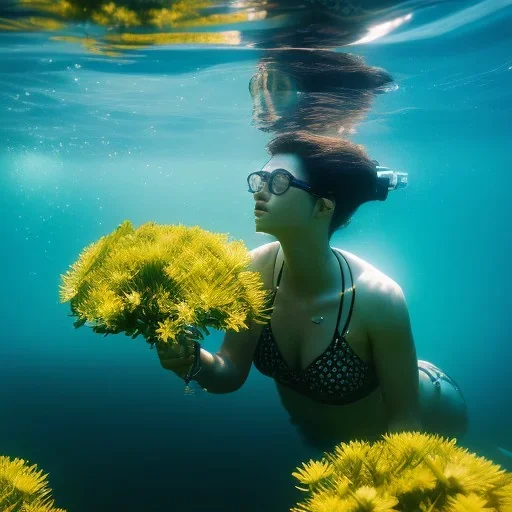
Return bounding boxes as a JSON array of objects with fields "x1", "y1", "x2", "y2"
[{"x1": 254, "y1": 218, "x2": 271, "y2": 234}]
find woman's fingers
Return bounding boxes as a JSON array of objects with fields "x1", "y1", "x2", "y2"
[{"x1": 155, "y1": 340, "x2": 194, "y2": 372}]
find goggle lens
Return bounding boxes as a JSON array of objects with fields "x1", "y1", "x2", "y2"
[
  {"x1": 248, "y1": 171, "x2": 290, "y2": 195},
  {"x1": 271, "y1": 172, "x2": 290, "y2": 194},
  {"x1": 248, "y1": 173, "x2": 263, "y2": 193}
]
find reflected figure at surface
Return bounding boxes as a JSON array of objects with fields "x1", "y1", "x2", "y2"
[{"x1": 249, "y1": 49, "x2": 394, "y2": 137}]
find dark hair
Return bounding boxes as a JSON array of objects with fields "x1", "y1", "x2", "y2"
[
  {"x1": 266, "y1": 130, "x2": 377, "y2": 238},
  {"x1": 252, "y1": 7, "x2": 389, "y2": 49},
  {"x1": 253, "y1": 50, "x2": 394, "y2": 135}
]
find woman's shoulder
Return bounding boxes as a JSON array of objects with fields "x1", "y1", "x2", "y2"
[
  {"x1": 248, "y1": 241, "x2": 280, "y2": 289},
  {"x1": 250, "y1": 240, "x2": 280, "y2": 263},
  {"x1": 332, "y1": 247, "x2": 403, "y2": 301}
]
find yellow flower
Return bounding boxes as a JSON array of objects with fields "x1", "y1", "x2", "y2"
[
  {"x1": 155, "y1": 318, "x2": 180, "y2": 344},
  {"x1": 123, "y1": 291, "x2": 141, "y2": 312},
  {"x1": 383, "y1": 431, "x2": 445, "y2": 466},
  {"x1": 331, "y1": 475, "x2": 351, "y2": 498},
  {"x1": 331, "y1": 440, "x2": 371, "y2": 467},
  {"x1": 445, "y1": 493, "x2": 494, "y2": 512},
  {"x1": 489, "y1": 478, "x2": 512, "y2": 511},
  {"x1": 225, "y1": 308, "x2": 248, "y2": 331},
  {"x1": 387, "y1": 466, "x2": 437, "y2": 496},
  {"x1": 154, "y1": 288, "x2": 174, "y2": 315},
  {"x1": 424, "y1": 452, "x2": 508, "y2": 495},
  {"x1": 350, "y1": 486, "x2": 399, "y2": 512},
  {"x1": 419, "y1": 497, "x2": 442, "y2": 512},
  {"x1": 448, "y1": 451, "x2": 508, "y2": 494},
  {"x1": 292, "y1": 494, "x2": 351, "y2": 512},
  {"x1": 108, "y1": 268, "x2": 132, "y2": 288},
  {"x1": 87, "y1": 285, "x2": 124, "y2": 327},
  {"x1": 292, "y1": 460, "x2": 335, "y2": 491},
  {"x1": 328, "y1": 440, "x2": 375, "y2": 487},
  {"x1": 174, "y1": 301, "x2": 196, "y2": 324}
]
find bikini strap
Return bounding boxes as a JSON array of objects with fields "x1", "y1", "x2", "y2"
[
  {"x1": 271, "y1": 246, "x2": 354, "y2": 338},
  {"x1": 336, "y1": 250, "x2": 355, "y2": 337},
  {"x1": 276, "y1": 250, "x2": 284, "y2": 288},
  {"x1": 268, "y1": 246, "x2": 284, "y2": 307},
  {"x1": 334, "y1": 250, "x2": 345, "y2": 332}
]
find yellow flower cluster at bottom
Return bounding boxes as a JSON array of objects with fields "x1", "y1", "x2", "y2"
[
  {"x1": 291, "y1": 432, "x2": 512, "y2": 512},
  {"x1": 0, "y1": 456, "x2": 66, "y2": 512}
]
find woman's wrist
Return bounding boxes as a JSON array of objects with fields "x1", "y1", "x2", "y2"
[{"x1": 183, "y1": 341, "x2": 203, "y2": 385}]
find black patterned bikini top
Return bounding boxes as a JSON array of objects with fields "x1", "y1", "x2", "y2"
[{"x1": 253, "y1": 247, "x2": 379, "y2": 405}]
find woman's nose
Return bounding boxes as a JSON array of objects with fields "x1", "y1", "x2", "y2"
[{"x1": 253, "y1": 182, "x2": 270, "y2": 199}]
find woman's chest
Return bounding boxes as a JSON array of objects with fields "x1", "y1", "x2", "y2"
[{"x1": 269, "y1": 291, "x2": 372, "y2": 374}]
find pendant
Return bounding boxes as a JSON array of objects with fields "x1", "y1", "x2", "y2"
[{"x1": 311, "y1": 316, "x2": 324, "y2": 324}]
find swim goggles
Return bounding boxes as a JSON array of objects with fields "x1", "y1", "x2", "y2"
[
  {"x1": 247, "y1": 163, "x2": 407, "y2": 201},
  {"x1": 247, "y1": 168, "x2": 329, "y2": 198}
]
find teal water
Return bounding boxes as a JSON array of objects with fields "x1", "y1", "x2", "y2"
[{"x1": 1, "y1": 1, "x2": 511, "y2": 511}]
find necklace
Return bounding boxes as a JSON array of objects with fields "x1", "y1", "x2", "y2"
[{"x1": 275, "y1": 283, "x2": 326, "y2": 324}]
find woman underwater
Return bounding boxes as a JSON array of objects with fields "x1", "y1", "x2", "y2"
[{"x1": 156, "y1": 130, "x2": 469, "y2": 449}]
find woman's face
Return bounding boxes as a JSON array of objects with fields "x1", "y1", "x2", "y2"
[
  {"x1": 249, "y1": 68, "x2": 301, "y2": 132},
  {"x1": 249, "y1": 67, "x2": 350, "y2": 137},
  {"x1": 252, "y1": 153, "x2": 321, "y2": 236}
]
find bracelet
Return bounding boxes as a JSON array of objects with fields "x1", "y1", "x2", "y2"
[{"x1": 183, "y1": 341, "x2": 202, "y2": 389}]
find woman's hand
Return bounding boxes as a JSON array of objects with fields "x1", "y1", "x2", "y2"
[{"x1": 155, "y1": 339, "x2": 195, "y2": 379}]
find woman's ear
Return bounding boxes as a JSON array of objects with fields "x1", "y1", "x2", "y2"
[
  {"x1": 314, "y1": 197, "x2": 336, "y2": 217},
  {"x1": 322, "y1": 197, "x2": 336, "y2": 213}
]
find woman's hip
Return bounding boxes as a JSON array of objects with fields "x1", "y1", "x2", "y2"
[{"x1": 417, "y1": 360, "x2": 469, "y2": 440}]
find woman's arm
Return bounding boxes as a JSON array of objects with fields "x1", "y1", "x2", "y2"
[
  {"x1": 157, "y1": 241, "x2": 275, "y2": 393},
  {"x1": 366, "y1": 283, "x2": 423, "y2": 433}
]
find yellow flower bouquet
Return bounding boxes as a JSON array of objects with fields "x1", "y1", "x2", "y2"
[
  {"x1": 59, "y1": 220, "x2": 271, "y2": 356},
  {"x1": 291, "y1": 432, "x2": 512, "y2": 512}
]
